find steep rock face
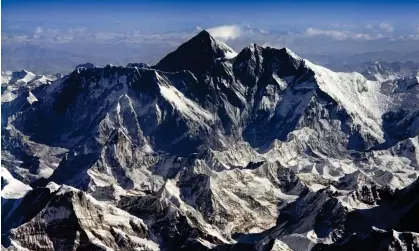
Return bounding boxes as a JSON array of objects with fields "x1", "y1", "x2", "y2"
[
  {"x1": 312, "y1": 179, "x2": 419, "y2": 251},
  {"x1": 247, "y1": 177, "x2": 419, "y2": 251},
  {"x1": 154, "y1": 30, "x2": 237, "y2": 76},
  {"x1": 378, "y1": 76, "x2": 419, "y2": 148},
  {"x1": 1, "y1": 70, "x2": 65, "y2": 182},
  {"x1": 8, "y1": 66, "x2": 218, "y2": 154},
  {"x1": 1, "y1": 168, "x2": 46, "y2": 240},
  {"x1": 175, "y1": 162, "x2": 307, "y2": 235},
  {"x1": 117, "y1": 161, "x2": 308, "y2": 250},
  {"x1": 313, "y1": 228, "x2": 419, "y2": 251},
  {"x1": 48, "y1": 128, "x2": 163, "y2": 192},
  {"x1": 382, "y1": 109, "x2": 419, "y2": 145},
  {"x1": 3, "y1": 184, "x2": 159, "y2": 251},
  {"x1": 119, "y1": 196, "x2": 227, "y2": 251}
]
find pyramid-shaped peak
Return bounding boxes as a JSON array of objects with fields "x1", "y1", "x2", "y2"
[
  {"x1": 188, "y1": 29, "x2": 229, "y2": 47},
  {"x1": 154, "y1": 30, "x2": 236, "y2": 75},
  {"x1": 194, "y1": 29, "x2": 212, "y2": 39}
]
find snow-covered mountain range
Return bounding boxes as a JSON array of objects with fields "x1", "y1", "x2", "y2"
[
  {"x1": 331, "y1": 61, "x2": 419, "y2": 81},
  {"x1": 2, "y1": 30, "x2": 418, "y2": 251}
]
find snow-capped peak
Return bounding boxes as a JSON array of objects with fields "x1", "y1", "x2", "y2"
[
  {"x1": 154, "y1": 30, "x2": 237, "y2": 75},
  {"x1": 74, "y1": 62, "x2": 96, "y2": 70}
]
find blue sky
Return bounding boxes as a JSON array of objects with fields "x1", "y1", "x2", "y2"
[
  {"x1": 2, "y1": 0, "x2": 419, "y2": 73},
  {"x1": 3, "y1": 0, "x2": 419, "y2": 31}
]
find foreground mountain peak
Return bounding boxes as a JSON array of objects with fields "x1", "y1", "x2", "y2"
[
  {"x1": 194, "y1": 29, "x2": 213, "y2": 40},
  {"x1": 154, "y1": 30, "x2": 237, "y2": 75}
]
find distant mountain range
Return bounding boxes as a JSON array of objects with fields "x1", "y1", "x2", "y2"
[
  {"x1": 2, "y1": 30, "x2": 418, "y2": 251},
  {"x1": 3, "y1": 25, "x2": 419, "y2": 76},
  {"x1": 331, "y1": 61, "x2": 419, "y2": 80}
]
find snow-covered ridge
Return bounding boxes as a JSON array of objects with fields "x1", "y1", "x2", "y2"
[
  {"x1": 1, "y1": 167, "x2": 32, "y2": 199},
  {"x1": 1, "y1": 69, "x2": 58, "y2": 102}
]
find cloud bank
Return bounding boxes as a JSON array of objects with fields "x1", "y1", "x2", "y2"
[
  {"x1": 305, "y1": 28, "x2": 384, "y2": 41},
  {"x1": 207, "y1": 25, "x2": 241, "y2": 41},
  {"x1": 379, "y1": 22, "x2": 394, "y2": 32}
]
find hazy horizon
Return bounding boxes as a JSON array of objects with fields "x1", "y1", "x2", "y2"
[{"x1": 2, "y1": 0, "x2": 419, "y2": 74}]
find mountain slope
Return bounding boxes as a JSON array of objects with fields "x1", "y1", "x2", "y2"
[{"x1": 2, "y1": 183, "x2": 159, "y2": 251}]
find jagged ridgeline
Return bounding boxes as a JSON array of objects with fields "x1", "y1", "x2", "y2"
[{"x1": 2, "y1": 30, "x2": 419, "y2": 251}]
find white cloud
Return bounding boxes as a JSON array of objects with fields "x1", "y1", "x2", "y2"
[
  {"x1": 68, "y1": 27, "x2": 87, "y2": 34},
  {"x1": 329, "y1": 23, "x2": 357, "y2": 29},
  {"x1": 33, "y1": 26, "x2": 44, "y2": 39},
  {"x1": 305, "y1": 28, "x2": 347, "y2": 40},
  {"x1": 379, "y1": 22, "x2": 393, "y2": 32},
  {"x1": 207, "y1": 25, "x2": 241, "y2": 41},
  {"x1": 34, "y1": 26, "x2": 43, "y2": 34},
  {"x1": 304, "y1": 28, "x2": 384, "y2": 41},
  {"x1": 405, "y1": 27, "x2": 419, "y2": 40},
  {"x1": 11, "y1": 26, "x2": 86, "y2": 43},
  {"x1": 329, "y1": 24, "x2": 341, "y2": 28},
  {"x1": 364, "y1": 24, "x2": 373, "y2": 29}
]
